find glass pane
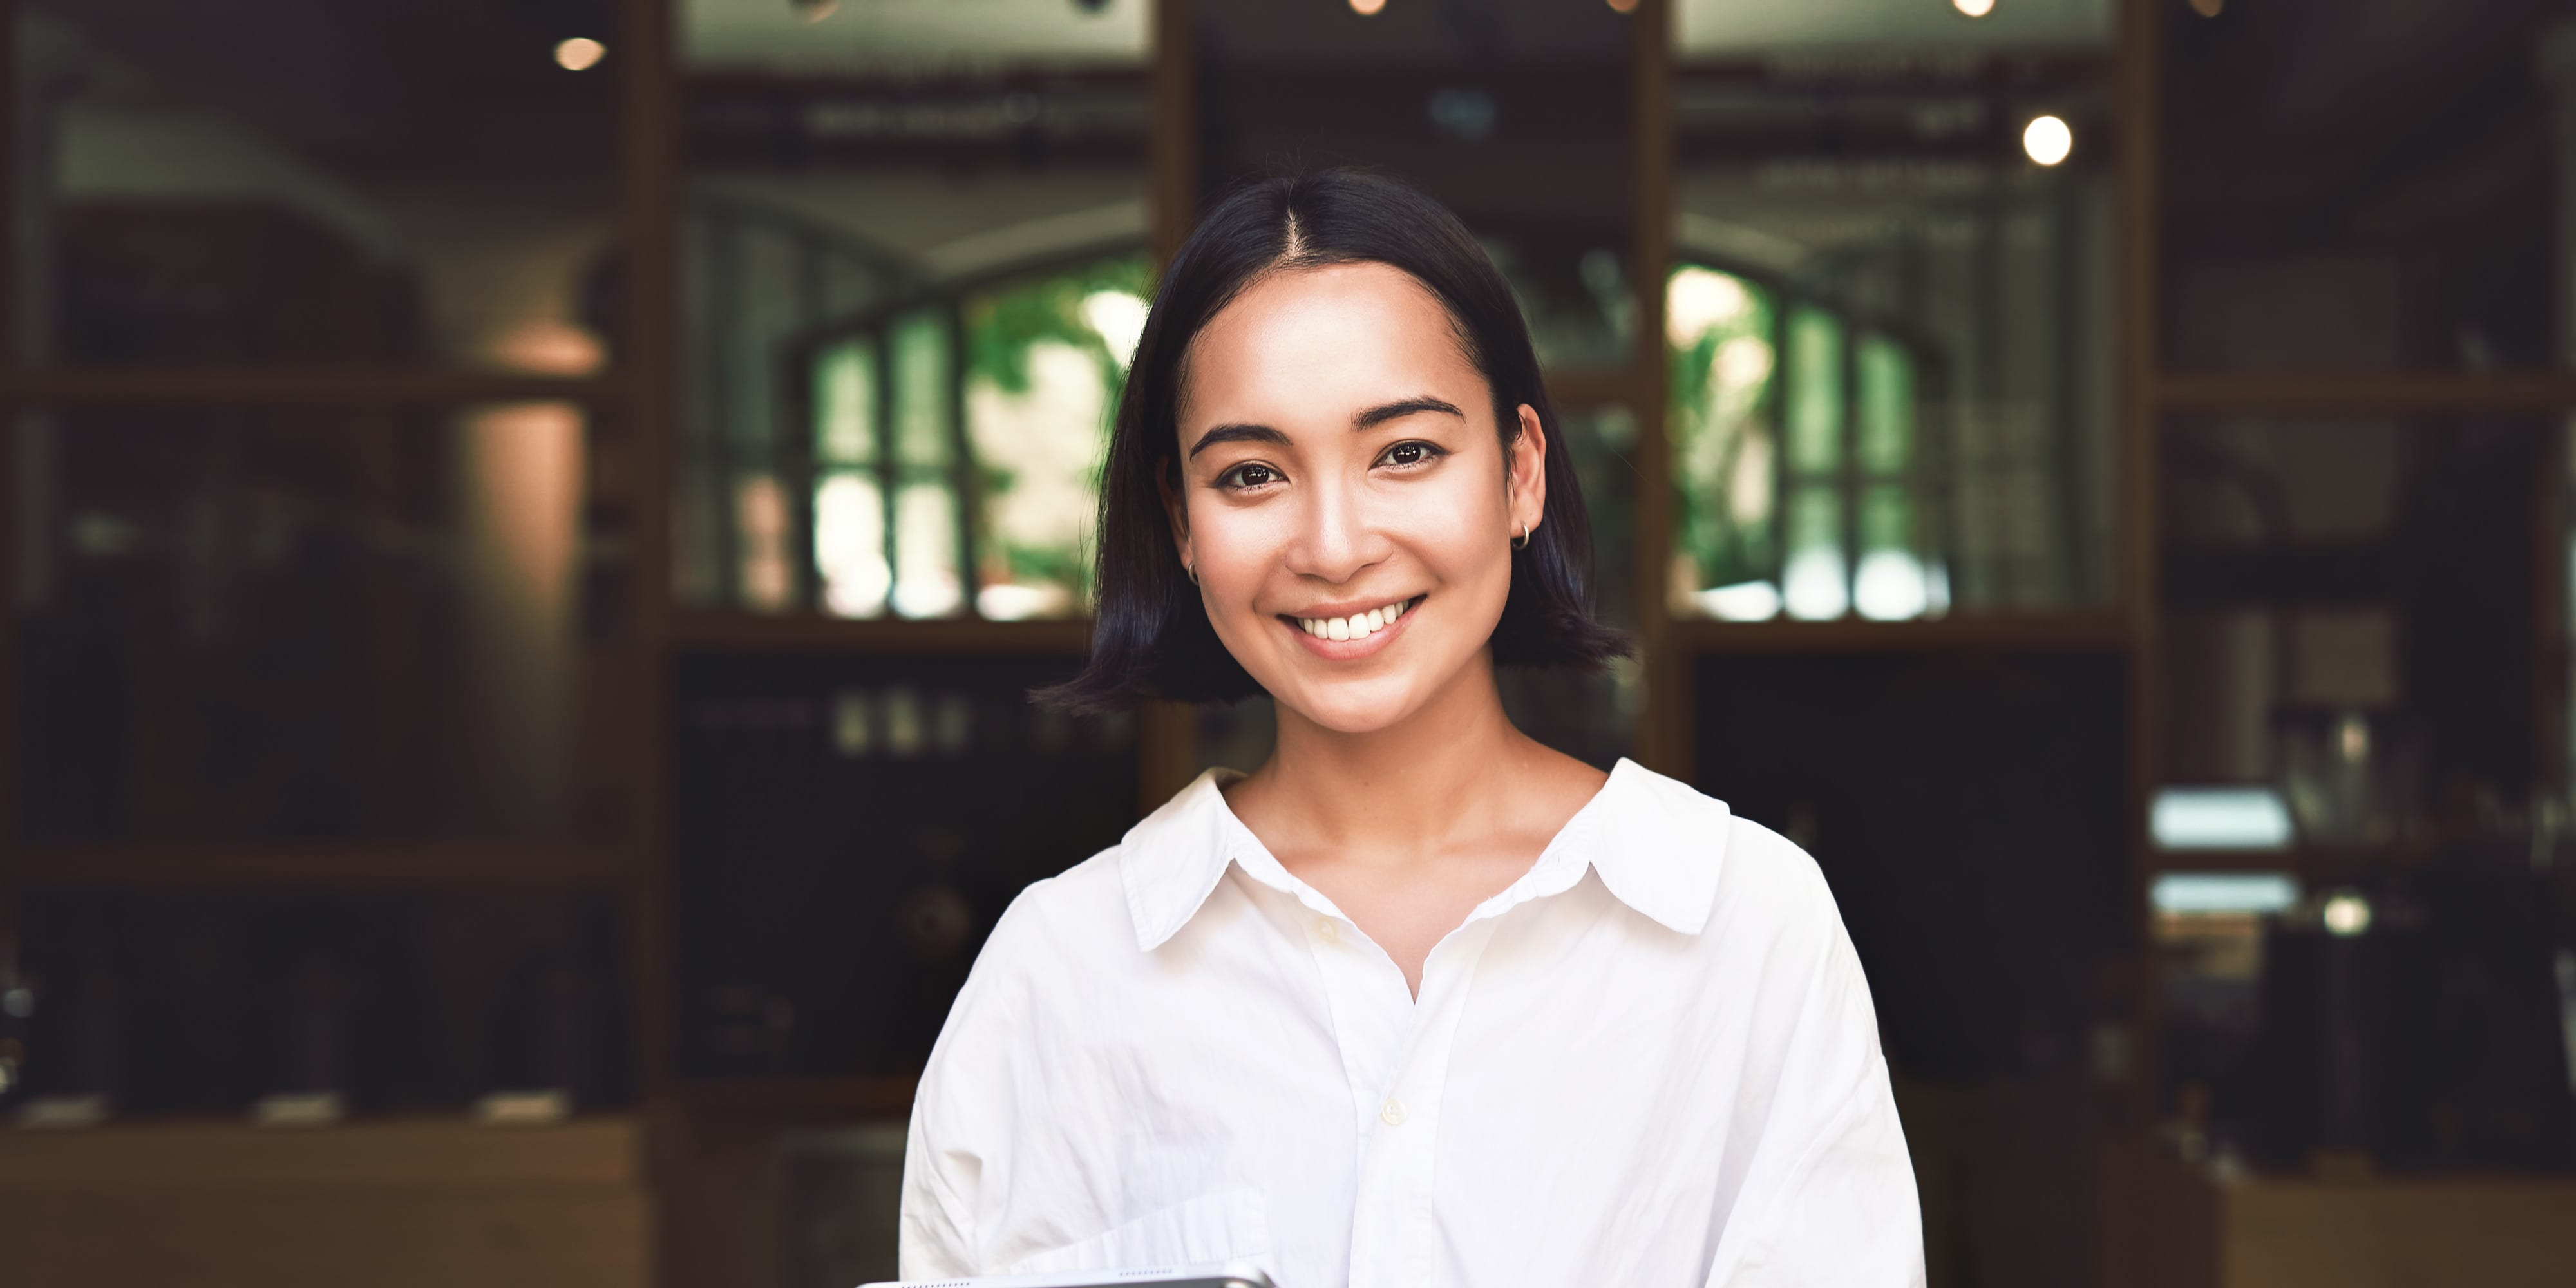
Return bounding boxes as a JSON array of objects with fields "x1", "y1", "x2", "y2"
[
  {"x1": 676, "y1": 0, "x2": 1151, "y2": 616},
  {"x1": 1667, "y1": 265, "x2": 1781, "y2": 616},
  {"x1": 814, "y1": 471, "x2": 889, "y2": 620},
  {"x1": 2161, "y1": 2, "x2": 2572, "y2": 371},
  {"x1": 12, "y1": 404, "x2": 627, "y2": 843},
  {"x1": 1672, "y1": 18, "x2": 2117, "y2": 616},
  {"x1": 1855, "y1": 484, "x2": 1937, "y2": 621},
  {"x1": 890, "y1": 311, "x2": 954, "y2": 470},
  {"x1": 1785, "y1": 308, "x2": 1845, "y2": 476},
  {"x1": 1857, "y1": 334, "x2": 1914, "y2": 475},
  {"x1": 1783, "y1": 484, "x2": 1848, "y2": 621},
  {"x1": 1197, "y1": 0, "x2": 1637, "y2": 369},
  {"x1": 14, "y1": 1, "x2": 620, "y2": 372},
  {"x1": 962, "y1": 254, "x2": 1151, "y2": 620},
  {"x1": 815, "y1": 337, "x2": 880, "y2": 468},
  {"x1": 891, "y1": 481, "x2": 963, "y2": 620}
]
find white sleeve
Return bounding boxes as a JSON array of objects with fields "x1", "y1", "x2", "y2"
[
  {"x1": 896, "y1": 893, "x2": 1037, "y2": 1280},
  {"x1": 1705, "y1": 863, "x2": 1926, "y2": 1287},
  {"x1": 899, "y1": 1064, "x2": 983, "y2": 1277}
]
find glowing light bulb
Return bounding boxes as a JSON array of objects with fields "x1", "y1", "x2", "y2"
[
  {"x1": 2023, "y1": 115, "x2": 2073, "y2": 166},
  {"x1": 1954, "y1": 0, "x2": 1995, "y2": 15},
  {"x1": 2189, "y1": 0, "x2": 2224, "y2": 15},
  {"x1": 1607, "y1": 0, "x2": 1639, "y2": 12},
  {"x1": 1350, "y1": 0, "x2": 1386, "y2": 14},
  {"x1": 2322, "y1": 892, "x2": 2372, "y2": 938},
  {"x1": 554, "y1": 38, "x2": 605, "y2": 71}
]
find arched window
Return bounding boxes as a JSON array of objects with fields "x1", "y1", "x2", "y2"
[
  {"x1": 800, "y1": 251, "x2": 1152, "y2": 621},
  {"x1": 676, "y1": 189, "x2": 1149, "y2": 621},
  {"x1": 1667, "y1": 261, "x2": 1948, "y2": 622}
]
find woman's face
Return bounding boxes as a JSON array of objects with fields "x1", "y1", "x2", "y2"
[{"x1": 1170, "y1": 261, "x2": 1547, "y2": 735}]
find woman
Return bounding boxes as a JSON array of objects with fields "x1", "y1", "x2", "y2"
[{"x1": 900, "y1": 171, "x2": 1922, "y2": 1287}]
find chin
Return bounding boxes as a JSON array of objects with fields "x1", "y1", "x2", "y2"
[{"x1": 1268, "y1": 670, "x2": 1438, "y2": 735}]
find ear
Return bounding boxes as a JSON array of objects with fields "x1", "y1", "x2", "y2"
[
  {"x1": 1505, "y1": 404, "x2": 1549, "y2": 545},
  {"x1": 1157, "y1": 455, "x2": 1195, "y2": 577}
]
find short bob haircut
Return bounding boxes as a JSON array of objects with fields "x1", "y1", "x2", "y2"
[{"x1": 1041, "y1": 169, "x2": 1629, "y2": 713}]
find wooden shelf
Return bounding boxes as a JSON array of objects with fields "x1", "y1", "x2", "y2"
[
  {"x1": 0, "y1": 1115, "x2": 645, "y2": 1187},
  {"x1": 670, "y1": 611, "x2": 1091, "y2": 656},
  {"x1": 2159, "y1": 370, "x2": 2576, "y2": 415},
  {"x1": 0, "y1": 366, "x2": 627, "y2": 408},
  {"x1": 669, "y1": 1076, "x2": 918, "y2": 1118},
  {"x1": 19, "y1": 840, "x2": 627, "y2": 892},
  {"x1": 1671, "y1": 611, "x2": 2130, "y2": 654}
]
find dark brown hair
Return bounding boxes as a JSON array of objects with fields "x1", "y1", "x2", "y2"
[{"x1": 1041, "y1": 169, "x2": 1629, "y2": 712}]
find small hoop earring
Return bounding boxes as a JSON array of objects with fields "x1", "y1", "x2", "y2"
[
  {"x1": 1512, "y1": 521, "x2": 1531, "y2": 551},
  {"x1": 1184, "y1": 561, "x2": 1199, "y2": 585}
]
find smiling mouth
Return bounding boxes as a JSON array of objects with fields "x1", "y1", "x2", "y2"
[{"x1": 1283, "y1": 596, "x2": 1422, "y2": 643}]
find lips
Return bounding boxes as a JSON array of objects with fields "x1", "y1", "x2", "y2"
[{"x1": 1289, "y1": 596, "x2": 1419, "y2": 643}]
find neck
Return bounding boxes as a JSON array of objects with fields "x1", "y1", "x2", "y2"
[{"x1": 1253, "y1": 652, "x2": 1537, "y2": 852}]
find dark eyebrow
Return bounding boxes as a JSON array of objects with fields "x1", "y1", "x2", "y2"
[
  {"x1": 1354, "y1": 396, "x2": 1466, "y2": 430},
  {"x1": 1186, "y1": 397, "x2": 1463, "y2": 459},
  {"x1": 1186, "y1": 423, "x2": 1291, "y2": 459}
]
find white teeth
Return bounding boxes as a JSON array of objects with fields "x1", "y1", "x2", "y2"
[{"x1": 1294, "y1": 597, "x2": 1416, "y2": 642}]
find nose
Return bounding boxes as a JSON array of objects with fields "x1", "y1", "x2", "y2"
[{"x1": 1281, "y1": 471, "x2": 1391, "y2": 586}]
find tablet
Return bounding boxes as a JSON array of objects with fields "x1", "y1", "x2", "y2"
[{"x1": 860, "y1": 1264, "x2": 1273, "y2": 1288}]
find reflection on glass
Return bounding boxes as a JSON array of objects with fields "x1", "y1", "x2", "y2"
[
  {"x1": 963, "y1": 254, "x2": 1153, "y2": 620},
  {"x1": 1785, "y1": 308, "x2": 1844, "y2": 475},
  {"x1": 1783, "y1": 486, "x2": 1848, "y2": 621},
  {"x1": 1667, "y1": 265, "x2": 1781, "y2": 619},
  {"x1": 1855, "y1": 485, "x2": 1929, "y2": 622},
  {"x1": 1670, "y1": 263, "x2": 1946, "y2": 622},
  {"x1": 815, "y1": 473, "x2": 889, "y2": 618}
]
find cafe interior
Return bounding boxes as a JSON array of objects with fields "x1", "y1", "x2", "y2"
[{"x1": 3, "y1": 0, "x2": 2573, "y2": 1284}]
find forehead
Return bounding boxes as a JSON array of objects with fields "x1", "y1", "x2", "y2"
[{"x1": 1179, "y1": 261, "x2": 1484, "y2": 427}]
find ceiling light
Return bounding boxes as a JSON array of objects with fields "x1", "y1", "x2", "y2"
[
  {"x1": 2023, "y1": 114, "x2": 2072, "y2": 166},
  {"x1": 1607, "y1": 0, "x2": 1639, "y2": 12},
  {"x1": 554, "y1": 38, "x2": 605, "y2": 71},
  {"x1": 1954, "y1": 0, "x2": 1995, "y2": 16},
  {"x1": 2189, "y1": 0, "x2": 2224, "y2": 14},
  {"x1": 1350, "y1": 0, "x2": 1387, "y2": 14}
]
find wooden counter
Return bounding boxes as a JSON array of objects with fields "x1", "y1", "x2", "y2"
[
  {"x1": 2111, "y1": 1146, "x2": 2576, "y2": 1288},
  {"x1": 0, "y1": 1117, "x2": 651, "y2": 1288}
]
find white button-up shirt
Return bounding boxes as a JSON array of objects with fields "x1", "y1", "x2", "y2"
[{"x1": 900, "y1": 759, "x2": 1924, "y2": 1286}]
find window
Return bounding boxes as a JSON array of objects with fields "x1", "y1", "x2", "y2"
[{"x1": 1668, "y1": 263, "x2": 1944, "y2": 622}]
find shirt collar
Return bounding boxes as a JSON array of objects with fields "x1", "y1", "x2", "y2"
[{"x1": 1119, "y1": 757, "x2": 1728, "y2": 951}]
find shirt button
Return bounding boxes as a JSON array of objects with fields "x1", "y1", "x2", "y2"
[
  {"x1": 1380, "y1": 1097, "x2": 1407, "y2": 1126},
  {"x1": 1315, "y1": 920, "x2": 1339, "y2": 943}
]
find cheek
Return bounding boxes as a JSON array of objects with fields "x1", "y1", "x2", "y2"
[{"x1": 1186, "y1": 501, "x2": 1291, "y2": 597}]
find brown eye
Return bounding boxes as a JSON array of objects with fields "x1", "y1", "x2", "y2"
[
  {"x1": 1221, "y1": 462, "x2": 1278, "y2": 489},
  {"x1": 1379, "y1": 440, "x2": 1442, "y2": 468}
]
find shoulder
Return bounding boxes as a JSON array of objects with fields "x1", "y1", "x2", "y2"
[
  {"x1": 1601, "y1": 761, "x2": 1850, "y2": 960},
  {"x1": 956, "y1": 843, "x2": 1132, "y2": 1002}
]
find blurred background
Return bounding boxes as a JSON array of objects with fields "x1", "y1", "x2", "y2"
[{"x1": 1, "y1": 0, "x2": 2573, "y2": 1284}]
